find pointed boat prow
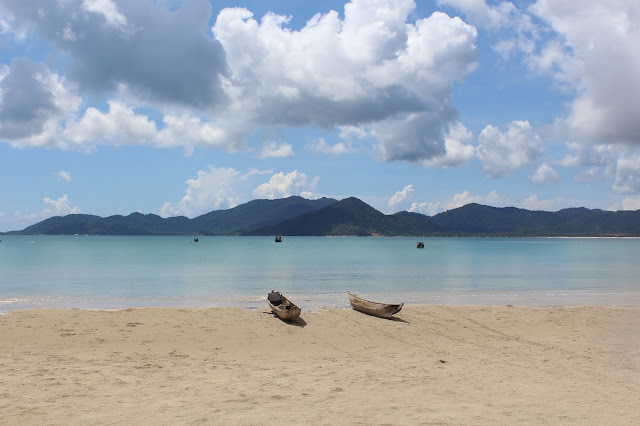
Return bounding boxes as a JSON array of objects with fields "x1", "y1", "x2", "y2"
[
  {"x1": 347, "y1": 292, "x2": 403, "y2": 318},
  {"x1": 267, "y1": 290, "x2": 301, "y2": 321}
]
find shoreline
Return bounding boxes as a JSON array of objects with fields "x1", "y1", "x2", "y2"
[
  {"x1": 2, "y1": 304, "x2": 639, "y2": 424},
  {"x1": 3, "y1": 288, "x2": 640, "y2": 315}
]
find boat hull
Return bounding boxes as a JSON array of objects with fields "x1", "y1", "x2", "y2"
[
  {"x1": 347, "y1": 292, "x2": 403, "y2": 318},
  {"x1": 268, "y1": 295, "x2": 301, "y2": 321}
]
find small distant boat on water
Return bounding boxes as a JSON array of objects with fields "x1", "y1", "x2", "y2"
[
  {"x1": 193, "y1": 238, "x2": 199, "y2": 242},
  {"x1": 417, "y1": 242, "x2": 424, "y2": 248},
  {"x1": 347, "y1": 292, "x2": 404, "y2": 319},
  {"x1": 275, "y1": 236, "x2": 282, "y2": 242},
  {"x1": 267, "y1": 290, "x2": 301, "y2": 321}
]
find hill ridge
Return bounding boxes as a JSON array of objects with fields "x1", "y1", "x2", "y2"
[{"x1": 6, "y1": 197, "x2": 640, "y2": 237}]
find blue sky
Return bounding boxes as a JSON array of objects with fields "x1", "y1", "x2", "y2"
[{"x1": 1, "y1": 0, "x2": 639, "y2": 231}]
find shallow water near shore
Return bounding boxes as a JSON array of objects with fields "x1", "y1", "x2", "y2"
[{"x1": 1, "y1": 235, "x2": 639, "y2": 313}]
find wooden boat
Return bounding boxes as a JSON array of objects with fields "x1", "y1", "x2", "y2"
[
  {"x1": 416, "y1": 242, "x2": 424, "y2": 248},
  {"x1": 275, "y1": 236, "x2": 282, "y2": 242},
  {"x1": 267, "y1": 290, "x2": 301, "y2": 321},
  {"x1": 347, "y1": 292, "x2": 403, "y2": 318}
]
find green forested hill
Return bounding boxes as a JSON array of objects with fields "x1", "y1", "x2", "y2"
[
  {"x1": 8, "y1": 197, "x2": 640, "y2": 236},
  {"x1": 12, "y1": 196, "x2": 336, "y2": 235}
]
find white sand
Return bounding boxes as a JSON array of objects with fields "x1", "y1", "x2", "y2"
[{"x1": 1, "y1": 305, "x2": 639, "y2": 424}]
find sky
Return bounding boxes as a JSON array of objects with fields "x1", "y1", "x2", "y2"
[{"x1": 1, "y1": 0, "x2": 640, "y2": 231}]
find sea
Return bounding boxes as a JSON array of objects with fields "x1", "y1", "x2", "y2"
[{"x1": 1, "y1": 235, "x2": 640, "y2": 314}]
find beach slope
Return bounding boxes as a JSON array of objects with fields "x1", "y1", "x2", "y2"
[{"x1": 1, "y1": 305, "x2": 639, "y2": 424}]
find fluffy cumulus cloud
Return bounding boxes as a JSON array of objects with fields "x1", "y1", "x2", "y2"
[
  {"x1": 0, "y1": 59, "x2": 80, "y2": 148},
  {"x1": 388, "y1": 184, "x2": 415, "y2": 208},
  {"x1": 476, "y1": 120, "x2": 543, "y2": 178},
  {"x1": 529, "y1": 162, "x2": 559, "y2": 185},
  {"x1": 160, "y1": 166, "x2": 243, "y2": 218},
  {"x1": 65, "y1": 101, "x2": 157, "y2": 146},
  {"x1": 41, "y1": 194, "x2": 81, "y2": 216},
  {"x1": 0, "y1": 0, "x2": 480, "y2": 162},
  {"x1": 442, "y1": 0, "x2": 640, "y2": 193},
  {"x1": 212, "y1": 0, "x2": 478, "y2": 162},
  {"x1": 64, "y1": 101, "x2": 233, "y2": 154},
  {"x1": 253, "y1": 170, "x2": 319, "y2": 200},
  {"x1": 529, "y1": 0, "x2": 640, "y2": 147},
  {"x1": 160, "y1": 167, "x2": 318, "y2": 217},
  {"x1": 422, "y1": 122, "x2": 475, "y2": 167},
  {"x1": 3, "y1": 194, "x2": 82, "y2": 232}
]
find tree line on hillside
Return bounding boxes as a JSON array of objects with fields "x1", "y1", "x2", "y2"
[{"x1": 5, "y1": 196, "x2": 640, "y2": 237}]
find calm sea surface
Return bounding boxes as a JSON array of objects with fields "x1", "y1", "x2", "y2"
[{"x1": 1, "y1": 235, "x2": 639, "y2": 313}]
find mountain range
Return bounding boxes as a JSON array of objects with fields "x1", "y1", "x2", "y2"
[{"x1": 6, "y1": 196, "x2": 640, "y2": 237}]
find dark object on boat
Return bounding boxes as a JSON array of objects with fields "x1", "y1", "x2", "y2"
[
  {"x1": 417, "y1": 242, "x2": 424, "y2": 248},
  {"x1": 193, "y1": 238, "x2": 199, "y2": 242},
  {"x1": 347, "y1": 292, "x2": 403, "y2": 318},
  {"x1": 275, "y1": 236, "x2": 282, "y2": 242},
  {"x1": 267, "y1": 290, "x2": 301, "y2": 321}
]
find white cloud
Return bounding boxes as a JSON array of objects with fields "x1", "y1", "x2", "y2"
[
  {"x1": 65, "y1": 101, "x2": 157, "y2": 146},
  {"x1": 82, "y1": 0, "x2": 128, "y2": 30},
  {"x1": 408, "y1": 201, "x2": 442, "y2": 217},
  {"x1": 521, "y1": 195, "x2": 579, "y2": 212},
  {"x1": 213, "y1": 1, "x2": 478, "y2": 163},
  {"x1": 65, "y1": 101, "x2": 236, "y2": 154},
  {"x1": 305, "y1": 138, "x2": 350, "y2": 156},
  {"x1": 3, "y1": 194, "x2": 82, "y2": 231},
  {"x1": 1, "y1": 0, "x2": 483, "y2": 164},
  {"x1": 409, "y1": 189, "x2": 506, "y2": 216},
  {"x1": 253, "y1": 170, "x2": 319, "y2": 200},
  {"x1": 622, "y1": 197, "x2": 640, "y2": 211},
  {"x1": 476, "y1": 120, "x2": 544, "y2": 178},
  {"x1": 437, "y1": 0, "x2": 517, "y2": 30},
  {"x1": 448, "y1": 190, "x2": 480, "y2": 209},
  {"x1": 338, "y1": 125, "x2": 368, "y2": 141},
  {"x1": 529, "y1": 162, "x2": 559, "y2": 184},
  {"x1": 57, "y1": 170, "x2": 72, "y2": 183},
  {"x1": 529, "y1": 0, "x2": 640, "y2": 146},
  {"x1": 422, "y1": 121, "x2": 475, "y2": 167},
  {"x1": 0, "y1": 59, "x2": 81, "y2": 148},
  {"x1": 442, "y1": 0, "x2": 640, "y2": 193},
  {"x1": 2, "y1": 0, "x2": 228, "y2": 108},
  {"x1": 42, "y1": 194, "x2": 81, "y2": 216},
  {"x1": 257, "y1": 141, "x2": 294, "y2": 158},
  {"x1": 160, "y1": 166, "x2": 243, "y2": 218},
  {"x1": 388, "y1": 184, "x2": 415, "y2": 209},
  {"x1": 160, "y1": 166, "x2": 315, "y2": 218},
  {"x1": 562, "y1": 143, "x2": 640, "y2": 194},
  {"x1": 156, "y1": 113, "x2": 231, "y2": 153}
]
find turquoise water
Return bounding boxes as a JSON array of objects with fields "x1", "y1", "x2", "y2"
[{"x1": 1, "y1": 235, "x2": 639, "y2": 313}]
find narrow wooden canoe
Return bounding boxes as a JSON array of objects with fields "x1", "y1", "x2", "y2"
[
  {"x1": 267, "y1": 291, "x2": 301, "y2": 321},
  {"x1": 347, "y1": 292, "x2": 403, "y2": 318}
]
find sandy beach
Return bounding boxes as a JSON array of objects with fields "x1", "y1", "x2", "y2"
[{"x1": 1, "y1": 305, "x2": 639, "y2": 425}]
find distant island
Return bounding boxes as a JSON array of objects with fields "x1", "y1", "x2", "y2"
[{"x1": 4, "y1": 196, "x2": 640, "y2": 237}]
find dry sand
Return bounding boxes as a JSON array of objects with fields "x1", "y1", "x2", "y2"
[{"x1": 1, "y1": 305, "x2": 639, "y2": 425}]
